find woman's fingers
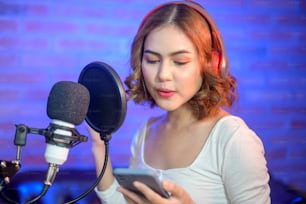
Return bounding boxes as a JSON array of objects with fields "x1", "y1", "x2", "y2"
[
  {"x1": 162, "y1": 180, "x2": 196, "y2": 204},
  {"x1": 133, "y1": 181, "x2": 164, "y2": 202},
  {"x1": 117, "y1": 186, "x2": 145, "y2": 204}
]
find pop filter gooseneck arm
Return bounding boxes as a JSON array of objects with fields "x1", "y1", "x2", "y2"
[
  {"x1": 65, "y1": 61, "x2": 127, "y2": 203},
  {"x1": 64, "y1": 144, "x2": 109, "y2": 204}
]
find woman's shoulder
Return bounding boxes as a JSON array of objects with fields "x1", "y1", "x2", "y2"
[
  {"x1": 207, "y1": 115, "x2": 254, "y2": 142},
  {"x1": 147, "y1": 114, "x2": 164, "y2": 126},
  {"x1": 214, "y1": 115, "x2": 248, "y2": 131},
  {"x1": 211, "y1": 115, "x2": 261, "y2": 146},
  {"x1": 129, "y1": 114, "x2": 165, "y2": 168},
  {"x1": 131, "y1": 114, "x2": 165, "y2": 144}
]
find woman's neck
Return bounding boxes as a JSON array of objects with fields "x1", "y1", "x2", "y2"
[
  {"x1": 163, "y1": 106, "x2": 227, "y2": 129},
  {"x1": 164, "y1": 105, "x2": 198, "y2": 129}
]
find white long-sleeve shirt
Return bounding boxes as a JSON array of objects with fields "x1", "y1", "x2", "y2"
[{"x1": 95, "y1": 115, "x2": 271, "y2": 204}]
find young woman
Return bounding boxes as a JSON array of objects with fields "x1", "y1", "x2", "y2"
[{"x1": 90, "y1": 1, "x2": 271, "y2": 203}]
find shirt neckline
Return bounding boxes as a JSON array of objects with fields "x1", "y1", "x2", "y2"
[{"x1": 140, "y1": 115, "x2": 237, "y2": 172}]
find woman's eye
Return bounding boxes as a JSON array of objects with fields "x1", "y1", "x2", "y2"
[
  {"x1": 146, "y1": 59, "x2": 159, "y2": 64},
  {"x1": 174, "y1": 61, "x2": 188, "y2": 66}
]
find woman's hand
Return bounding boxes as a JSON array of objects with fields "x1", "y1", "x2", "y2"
[
  {"x1": 117, "y1": 180, "x2": 195, "y2": 204},
  {"x1": 88, "y1": 125, "x2": 104, "y2": 145},
  {"x1": 88, "y1": 125, "x2": 115, "y2": 191}
]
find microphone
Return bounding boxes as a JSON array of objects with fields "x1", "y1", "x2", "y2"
[
  {"x1": 44, "y1": 81, "x2": 90, "y2": 186},
  {"x1": 0, "y1": 81, "x2": 90, "y2": 203}
]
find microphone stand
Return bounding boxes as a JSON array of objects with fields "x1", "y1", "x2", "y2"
[
  {"x1": 0, "y1": 124, "x2": 32, "y2": 204},
  {"x1": 0, "y1": 124, "x2": 91, "y2": 204},
  {"x1": 0, "y1": 160, "x2": 20, "y2": 204},
  {"x1": 0, "y1": 124, "x2": 27, "y2": 198}
]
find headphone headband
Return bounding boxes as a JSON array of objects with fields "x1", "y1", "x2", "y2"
[{"x1": 139, "y1": 1, "x2": 228, "y2": 76}]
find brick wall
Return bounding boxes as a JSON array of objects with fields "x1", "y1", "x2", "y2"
[{"x1": 0, "y1": 0, "x2": 305, "y2": 193}]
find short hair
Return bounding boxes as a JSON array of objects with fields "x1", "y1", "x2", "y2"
[{"x1": 125, "y1": 1, "x2": 237, "y2": 119}]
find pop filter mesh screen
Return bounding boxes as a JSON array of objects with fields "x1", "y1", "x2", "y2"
[{"x1": 78, "y1": 62, "x2": 126, "y2": 134}]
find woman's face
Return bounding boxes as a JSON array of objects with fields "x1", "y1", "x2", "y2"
[{"x1": 141, "y1": 25, "x2": 203, "y2": 111}]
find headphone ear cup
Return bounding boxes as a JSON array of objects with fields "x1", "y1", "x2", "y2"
[
  {"x1": 177, "y1": 1, "x2": 228, "y2": 76},
  {"x1": 211, "y1": 51, "x2": 221, "y2": 75}
]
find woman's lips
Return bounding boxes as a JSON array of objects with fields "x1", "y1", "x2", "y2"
[{"x1": 157, "y1": 89, "x2": 175, "y2": 98}]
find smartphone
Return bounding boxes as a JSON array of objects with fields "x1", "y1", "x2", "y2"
[{"x1": 113, "y1": 168, "x2": 170, "y2": 198}]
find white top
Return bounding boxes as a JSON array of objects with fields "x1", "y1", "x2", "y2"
[{"x1": 95, "y1": 115, "x2": 271, "y2": 204}]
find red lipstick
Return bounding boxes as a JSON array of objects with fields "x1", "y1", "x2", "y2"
[{"x1": 157, "y1": 89, "x2": 175, "y2": 98}]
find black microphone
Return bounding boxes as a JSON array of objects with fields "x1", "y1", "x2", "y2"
[
  {"x1": 0, "y1": 81, "x2": 90, "y2": 203},
  {"x1": 44, "y1": 81, "x2": 90, "y2": 186}
]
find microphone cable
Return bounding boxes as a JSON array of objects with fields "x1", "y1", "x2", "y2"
[{"x1": 65, "y1": 136, "x2": 110, "y2": 204}]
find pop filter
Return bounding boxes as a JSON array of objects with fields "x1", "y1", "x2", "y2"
[{"x1": 78, "y1": 61, "x2": 127, "y2": 139}]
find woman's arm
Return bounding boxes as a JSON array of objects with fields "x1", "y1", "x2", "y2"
[
  {"x1": 89, "y1": 127, "x2": 127, "y2": 204},
  {"x1": 222, "y1": 125, "x2": 271, "y2": 204},
  {"x1": 89, "y1": 126, "x2": 115, "y2": 191}
]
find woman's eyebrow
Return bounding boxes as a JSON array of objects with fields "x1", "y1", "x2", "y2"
[
  {"x1": 143, "y1": 50, "x2": 160, "y2": 57},
  {"x1": 143, "y1": 49, "x2": 192, "y2": 57}
]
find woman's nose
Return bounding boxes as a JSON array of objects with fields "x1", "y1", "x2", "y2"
[{"x1": 157, "y1": 62, "x2": 172, "y2": 81}]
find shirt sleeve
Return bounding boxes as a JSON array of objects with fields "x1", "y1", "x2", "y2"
[
  {"x1": 94, "y1": 179, "x2": 127, "y2": 204},
  {"x1": 221, "y1": 120, "x2": 271, "y2": 204}
]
